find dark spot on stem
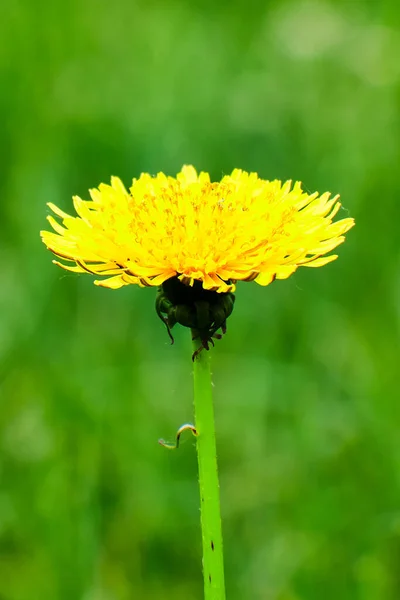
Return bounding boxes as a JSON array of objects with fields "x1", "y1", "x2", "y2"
[
  {"x1": 209, "y1": 574, "x2": 212, "y2": 583},
  {"x1": 211, "y1": 540, "x2": 214, "y2": 551}
]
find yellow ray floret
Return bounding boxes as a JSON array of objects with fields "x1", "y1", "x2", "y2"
[{"x1": 40, "y1": 165, "x2": 355, "y2": 293}]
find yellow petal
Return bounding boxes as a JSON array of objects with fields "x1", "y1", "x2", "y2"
[
  {"x1": 275, "y1": 265, "x2": 297, "y2": 279},
  {"x1": 94, "y1": 275, "x2": 128, "y2": 289},
  {"x1": 46, "y1": 216, "x2": 66, "y2": 236},
  {"x1": 302, "y1": 255, "x2": 338, "y2": 268},
  {"x1": 255, "y1": 272, "x2": 276, "y2": 286},
  {"x1": 47, "y1": 203, "x2": 71, "y2": 219},
  {"x1": 53, "y1": 260, "x2": 85, "y2": 273}
]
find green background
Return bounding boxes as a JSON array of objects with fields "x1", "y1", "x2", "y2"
[{"x1": 1, "y1": 1, "x2": 399, "y2": 598}]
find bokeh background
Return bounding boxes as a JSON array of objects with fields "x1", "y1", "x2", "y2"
[{"x1": 1, "y1": 0, "x2": 399, "y2": 598}]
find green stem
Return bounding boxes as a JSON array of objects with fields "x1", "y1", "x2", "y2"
[{"x1": 192, "y1": 336, "x2": 226, "y2": 600}]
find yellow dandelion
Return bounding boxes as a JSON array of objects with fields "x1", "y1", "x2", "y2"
[{"x1": 41, "y1": 165, "x2": 354, "y2": 353}]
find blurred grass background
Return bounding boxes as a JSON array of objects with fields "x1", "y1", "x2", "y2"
[{"x1": 1, "y1": 0, "x2": 399, "y2": 598}]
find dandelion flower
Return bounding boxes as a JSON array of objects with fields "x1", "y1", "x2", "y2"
[{"x1": 41, "y1": 165, "x2": 354, "y2": 352}]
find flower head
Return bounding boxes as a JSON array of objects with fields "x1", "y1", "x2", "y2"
[{"x1": 41, "y1": 165, "x2": 354, "y2": 294}]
